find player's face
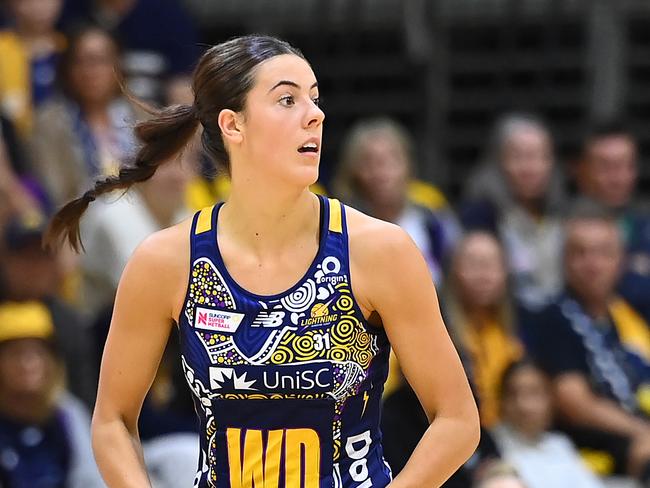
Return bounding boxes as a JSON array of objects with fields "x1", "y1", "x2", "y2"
[{"x1": 237, "y1": 54, "x2": 324, "y2": 188}]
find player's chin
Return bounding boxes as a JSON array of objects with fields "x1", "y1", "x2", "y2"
[{"x1": 290, "y1": 162, "x2": 320, "y2": 188}]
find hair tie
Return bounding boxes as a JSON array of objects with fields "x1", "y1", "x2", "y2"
[{"x1": 190, "y1": 104, "x2": 200, "y2": 122}]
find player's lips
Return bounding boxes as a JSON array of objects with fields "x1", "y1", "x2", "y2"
[{"x1": 297, "y1": 137, "x2": 320, "y2": 154}]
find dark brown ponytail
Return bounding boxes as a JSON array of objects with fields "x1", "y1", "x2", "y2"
[
  {"x1": 45, "y1": 34, "x2": 304, "y2": 251},
  {"x1": 45, "y1": 104, "x2": 199, "y2": 251}
]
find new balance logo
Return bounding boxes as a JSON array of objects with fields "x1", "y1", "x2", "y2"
[
  {"x1": 251, "y1": 311, "x2": 286, "y2": 328},
  {"x1": 209, "y1": 367, "x2": 257, "y2": 391}
]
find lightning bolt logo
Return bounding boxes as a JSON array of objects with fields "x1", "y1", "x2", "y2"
[{"x1": 361, "y1": 391, "x2": 369, "y2": 418}]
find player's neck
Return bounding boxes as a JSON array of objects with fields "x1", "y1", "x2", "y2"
[{"x1": 219, "y1": 182, "x2": 320, "y2": 258}]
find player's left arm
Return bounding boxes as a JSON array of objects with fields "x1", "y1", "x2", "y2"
[{"x1": 351, "y1": 219, "x2": 480, "y2": 488}]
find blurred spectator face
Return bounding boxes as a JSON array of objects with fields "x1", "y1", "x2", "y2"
[
  {"x1": 1, "y1": 211, "x2": 63, "y2": 300},
  {"x1": 500, "y1": 126, "x2": 553, "y2": 204},
  {"x1": 454, "y1": 233, "x2": 507, "y2": 308},
  {"x1": 97, "y1": 0, "x2": 137, "y2": 13},
  {"x1": 353, "y1": 131, "x2": 410, "y2": 209},
  {"x1": 66, "y1": 29, "x2": 120, "y2": 107},
  {"x1": 7, "y1": 0, "x2": 62, "y2": 34},
  {"x1": 480, "y1": 477, "x2": 527, "y2": 488},
  {"x1": 501, "y1": 365, "x2": 552, "y2": 440},
  {"x1": 0, "y1": 339, "x2": 55, "y2": 399},
  {"x1": 145, "y1": 157, "x2": 191, "y2": 205},
  {"x1": 581, "y1": 135, "x2": 637, "y2": 209},
  {"x1": 564, "y1": 218, "x2": 622, "y2": 303}
]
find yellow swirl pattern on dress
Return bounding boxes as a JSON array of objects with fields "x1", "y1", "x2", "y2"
[
  {"x1": 270, "y1": 345, "x2": 295, "y2": 364},
  {"x1": 291, "y1": 333, "x2": 321, "y2": 361},
  {"x1": 336, "y1": 294, "x2": 354, "y2": 312},
  {"x1": 187, "y1": 257, "x2": 383, "y2": 470}
]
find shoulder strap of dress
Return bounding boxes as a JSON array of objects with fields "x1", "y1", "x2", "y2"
[
  {"x1": 327, "y1": 198, "x2": 343, "y2": 234},
  {"x1": 194, "y1": 205, "x2": 215, "y2": 235}
]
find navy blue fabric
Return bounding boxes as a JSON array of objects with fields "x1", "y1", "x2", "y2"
[
  {"x1": 177, "y1": 195, "x2": 392, "y2": 487},
  {"x1": 0, "y1": 410, "x2": 71, "y2": 488},
  {"x1": 525, "y1": 291, "x2": 649, "y2": 415}
]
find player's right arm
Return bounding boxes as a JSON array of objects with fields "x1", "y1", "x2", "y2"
[{"x1": 91, "y1": 222, "x2": 190, "y2": 487}]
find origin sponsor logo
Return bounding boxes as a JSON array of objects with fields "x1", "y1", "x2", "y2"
[
  {"x1": 194, "y1": 307, "x2": 244, "y2": 333},
  {"x1": 317, "y1": 275, "x2": 347, "y2": 285}
]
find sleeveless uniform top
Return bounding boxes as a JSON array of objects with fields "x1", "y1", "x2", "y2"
[{"x1": 178, "y1": 196, "x2": 393, "y2": 488}]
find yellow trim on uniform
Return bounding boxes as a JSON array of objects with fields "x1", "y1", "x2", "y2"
[
  {"x1": 328, "y1": 199, "x2": 342, "y2": 233},
  {"x1": 195, "y1": 206, "x2": 214, "y2": 234}
]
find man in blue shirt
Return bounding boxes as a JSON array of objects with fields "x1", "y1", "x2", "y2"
[{"x1": 526, "y1": 207, "x2": 650, "y2": 484}]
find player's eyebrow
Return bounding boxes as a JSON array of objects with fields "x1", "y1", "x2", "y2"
[{"x1": 268, "y1": 80, "x2": 319, "y2": 93}]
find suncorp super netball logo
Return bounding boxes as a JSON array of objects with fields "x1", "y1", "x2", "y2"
[{"x1": 194, "y1": 307, "x2": 244, "y2": 333}]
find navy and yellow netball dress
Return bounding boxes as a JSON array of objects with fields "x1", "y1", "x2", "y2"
[{"x1": 178, "y1": 196, "x2": 393, "y2": 488}]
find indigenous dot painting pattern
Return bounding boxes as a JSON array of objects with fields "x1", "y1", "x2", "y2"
[{"x1": 178, "y1": 197, "x2": 392, "y2": 488}]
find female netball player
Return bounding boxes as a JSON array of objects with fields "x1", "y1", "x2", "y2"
[{"x1": 47, "y1": 35, "x2": 479, "y2": 487}]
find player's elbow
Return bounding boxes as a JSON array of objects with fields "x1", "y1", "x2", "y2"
[
  {"x1": 91, "y1": 403, "x2": 138, "y2": 458},
  {"x1": 460, "y1": 401, "x2": 481, "y2": 459},
  {"x1": 438, "y1": 395, "x2": 481, "y2": 462}
]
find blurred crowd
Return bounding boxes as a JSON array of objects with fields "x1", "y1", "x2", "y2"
[{"x1": 0, "y1": 1, "x2": 649, "y2": 488}]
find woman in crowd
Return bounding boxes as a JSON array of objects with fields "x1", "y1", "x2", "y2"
[
  {"x1": 445, "y1": 231, "x2": 524, "y2": 428},
  {"x1": 334, "y1": 117, "x2": 459, "y2": 285},
  {"x1": 461, "y1": 113, "x2": 565, "y2": 307},
  {"x1": 29, "y1": 25, "x2": 137, "y2": 206}
]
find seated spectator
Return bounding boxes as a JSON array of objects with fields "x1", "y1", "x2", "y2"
[
  {"x1": 0, "y1": 300, "x2": 103, "y2": 487},
  {"x1": 59, "y1": 0, "x2": 200, "y2": 104},
  {"x1": 474, "y1": 462, "x2": 528, "y2": 488},
  {"x1": 80, "y1": 157, "x2": 191, "y2": 315},
  {"x1": 0, "y1": 0, "x2": 65, "y2": 138},
  {"x1": 572, "y1": 121, "x2": 650, "y2": 327},
  {"x1": 334, "y1": 117, "x2": 460, "y2": 285},
  {"x1": 461, "y1": 113, "x2": 566, "y2": 307},
  {"x1": 445, "y1": 231, "x2": 524, "y2": 428},
  {"x1": 492, "y1": 359, "x2": 605, "y2": 488},
  {"x1": 29, "y1": 25, "x2": 138, "y2": 206},
  {"x1": 526, "y1": 207, "x2": 650, "y2": 484},
  {"x1": 0, "y1": 211, "x2": 96, "y2": 406},
  {"x1": 574, "y1": 121, "x2": 650, "y2": 280}
]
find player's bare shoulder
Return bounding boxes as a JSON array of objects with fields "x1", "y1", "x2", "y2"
[
  {"x1": 344, "y1": 205, "x2": 417, "y2": 268},
  {"x1": 122, "y1": 217, "x2": 193, "y2": 301},
  {"x1": 132, "y1": 217, "x2": 191, "y2": 269}
]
